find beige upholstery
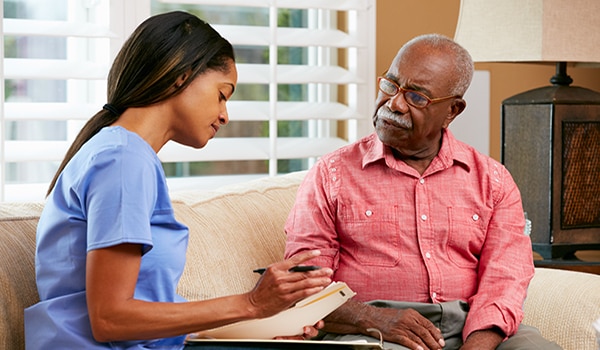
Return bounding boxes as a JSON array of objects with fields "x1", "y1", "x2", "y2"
[
  {"x1": 0, "y1": 203, "x2": 44, "y2": 350},
  {"x1": 1, "y1": 171, "x2": 599, "y2": 350},
  {"x1": 524, "y1": 267, "x2": 600, "y2": 349},
  {"x1": 172, "y1": 171, "x2": 306, "y2": 301}
]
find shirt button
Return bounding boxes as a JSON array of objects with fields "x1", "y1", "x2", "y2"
[
  {"x1": 421, "y1": 214, "x2": 427, "y2": 221},
  {"x1": 331, "y1": 168, "x2": 337, "y2": 172},
  {"x1": 419, "y1": 178, "x2": 425, "y2": 184},
  {"x1": 425, "y1": 252, "x2": 431, "y2": 259},
  {"x1": 365, "y1": 210, "x2": 373, "y2": 217},
  {"x1": 432, "y1": 292, "x2": 437, "y2": 299},
  {"x1": 472, "y1": 214, "x2": 479, "y2": 221}
]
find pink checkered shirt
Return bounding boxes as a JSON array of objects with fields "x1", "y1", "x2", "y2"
[{"x1": 284, "y1": 130, "x2": 534, "y2": 339}]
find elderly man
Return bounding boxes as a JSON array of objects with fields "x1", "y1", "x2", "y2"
[{"x1": 284, "y1": 34, "x2": 561, "y2": 350}]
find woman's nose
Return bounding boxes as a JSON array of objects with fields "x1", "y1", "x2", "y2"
[{"x1": 219, "y1": 110, "x2": 229, "y2": 125}]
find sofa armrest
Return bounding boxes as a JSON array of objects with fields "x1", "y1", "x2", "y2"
[
  {"x1": 523, "y1": 267, "x2": 600, "y2": 350},
  {"x1": 0, "y1": 202, "x2": 44, "y2": 350}
]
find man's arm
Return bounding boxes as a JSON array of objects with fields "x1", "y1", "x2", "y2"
[
  {"x1": 460, "y1": 328, "x2": 504, "y2": 350},
  {"x1": 463, "y1": 161, "x2": 535, "y2": 340},
  {"x1": 323, "y1": 299, "x2": 445, "y2": 350}
]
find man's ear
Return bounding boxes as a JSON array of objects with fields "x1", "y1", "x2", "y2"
[{"x1": 442, "y1": 98, "x2": 466, "y2": 129}]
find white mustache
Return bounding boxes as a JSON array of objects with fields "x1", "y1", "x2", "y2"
[{"x1": 376, "y1": 106, "x2": 412, "y2": 129}]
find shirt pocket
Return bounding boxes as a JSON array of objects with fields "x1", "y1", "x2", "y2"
[
  {"x1": 339, "y1": 204, "x2": 400, "y2": 267},
  {"x1": 445, "y1": 206, "x2": 488, "y2": 269}
]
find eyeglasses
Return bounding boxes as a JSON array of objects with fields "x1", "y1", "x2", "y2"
[{"x1": 377, "y1": 76, "x2": 459, "y2": 109}]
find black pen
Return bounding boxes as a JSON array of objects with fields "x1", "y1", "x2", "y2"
[{"x1": 253, "y1": 265, "x2": 321, "y2": 275}]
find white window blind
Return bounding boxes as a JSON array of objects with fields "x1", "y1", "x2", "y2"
[{"x1": 0, "y1": 0, "x2": 375, "y2": 202}]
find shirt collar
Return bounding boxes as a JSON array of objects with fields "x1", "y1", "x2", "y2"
[
  {"x1": 362, "y1": 129, "x2": 472, "y2": 173},
  {"x1": 435, "y1": 129, "x2": 471, "y2": 172}
]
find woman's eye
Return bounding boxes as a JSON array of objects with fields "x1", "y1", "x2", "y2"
[{"x1": 219, "y1": 92, "x2": 227, "y2": 102}]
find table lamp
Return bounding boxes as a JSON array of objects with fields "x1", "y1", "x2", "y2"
[{"x1": 454, "y1": 0, "x2": 600, "y2": 260}]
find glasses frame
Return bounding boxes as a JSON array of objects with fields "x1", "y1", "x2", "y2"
[{"x1": 377, "y1": 76, "x2": 460, "y2": 109}]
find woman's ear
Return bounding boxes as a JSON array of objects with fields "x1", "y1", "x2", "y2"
[
  {"x1": 442, "y1": 98, "x2": 466, "y2": 129},
  {"x1": 175, "y1": 70, "x2": 192, "y2": 88},
  {"x1": 175, "y1": 74, "x2": 186, "y2": 88}
]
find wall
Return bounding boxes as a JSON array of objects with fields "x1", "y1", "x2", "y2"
[{"x1": 376, "y1": 0, "x2": 600, "y2": 160}]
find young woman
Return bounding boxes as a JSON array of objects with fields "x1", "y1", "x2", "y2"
[{"x1": 25, "y1": 11, "x2": 332, "y2": 349}]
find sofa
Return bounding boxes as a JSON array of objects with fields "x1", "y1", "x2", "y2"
[{"x1": 1, "y1": 171, "x2": 599, "y2": 350}]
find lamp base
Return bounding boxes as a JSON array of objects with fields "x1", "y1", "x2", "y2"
[{"x1": 502, "y1": 85, "x2": 600, "y2": 260}]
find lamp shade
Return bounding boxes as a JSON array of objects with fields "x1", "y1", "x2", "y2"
[
  {"x1": 454, "y1": 0, "x2": 600, "y2": 64},
  {"x1": 455, "y1": 0, "x2": 600, "y2": 260}
]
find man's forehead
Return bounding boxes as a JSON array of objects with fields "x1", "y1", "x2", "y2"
[{"x1": 388, "y1": 54, "x2": 435, "y2": 81}]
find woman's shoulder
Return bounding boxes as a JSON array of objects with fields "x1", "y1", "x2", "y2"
[
  {"x1": 79, "y1": 126, "x2": 158, "y2": 166},
  {"x1": 59, "y1": 127, "x2": 161, "y2": 191}
]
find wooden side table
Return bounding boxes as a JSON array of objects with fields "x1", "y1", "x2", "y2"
[{"x1": 533, "y1": 250, "x2": 600, "y2": 275}]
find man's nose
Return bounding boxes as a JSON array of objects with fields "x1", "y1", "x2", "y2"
[{"x1": 387, "y1": 91, "x2": 410, "y2": 113}]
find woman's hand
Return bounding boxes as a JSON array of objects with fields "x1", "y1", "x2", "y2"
[
  {"x1": 246, "y1": 250, "x2": 333, "y2": 320},
  {"x1": 273, "y1": 320, "x2": 325, "y2": 340}
]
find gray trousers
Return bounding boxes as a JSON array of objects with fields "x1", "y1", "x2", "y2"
[{"x1": 322, "y1": 300, "x2": 562, "y2": 350}]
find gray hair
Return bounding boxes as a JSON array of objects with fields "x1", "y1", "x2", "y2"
[{"x1": 401, "y1": 33, "x2": 474, "y2": 96}]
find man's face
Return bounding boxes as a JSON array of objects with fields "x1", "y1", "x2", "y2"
[{"x1": 372, "y1": 44, "x2": 464, "y2": 159}]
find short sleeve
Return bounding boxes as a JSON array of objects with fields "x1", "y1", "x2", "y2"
[{"x1": 81, "y1": 146, "x2": 158, "y2": 253}]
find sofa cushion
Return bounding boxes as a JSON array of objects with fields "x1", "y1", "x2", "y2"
[
  {"x1": 524, "y1": 267, "x2": 600, "y2": 350},
  {"x1": 0, "y1": 202, "x2": 44, "y2": 350},
  {"x1": 172, "y1": 171, "x2": 307, "y2": 302}
]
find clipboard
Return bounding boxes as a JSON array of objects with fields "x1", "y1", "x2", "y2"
[
  {"x1": 185, "y1": 338, "x2": 383, "y2": 349},
  {"x1": 194, "y1": 281, "x2": 356, "y2": 340}
]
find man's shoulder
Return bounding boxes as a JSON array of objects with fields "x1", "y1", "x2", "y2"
[
  {"x1": 449, "y1": 135, "x2": 504, "y2": 171},
  {"x1": 321, "y1": 133, "x2": 379, "y2": 160},
  {"x1": 343, "y1": 132, "x2": 378, "y2": 150}
]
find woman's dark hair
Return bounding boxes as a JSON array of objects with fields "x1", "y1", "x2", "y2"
[{"x1": 47, "y1": 11, "x2": 235, "y2": 195}]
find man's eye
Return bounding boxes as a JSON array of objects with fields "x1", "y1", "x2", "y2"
[
  {"x1": 406, "y1": 91, "x2": 427, "y2": 104},
  {"x1": 380, "y1": 81, "x2": 396, "y2": 94}
]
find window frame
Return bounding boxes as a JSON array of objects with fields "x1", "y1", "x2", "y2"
[{"x1": 0, "y1": 0, "x2": 376, "y2": 202}]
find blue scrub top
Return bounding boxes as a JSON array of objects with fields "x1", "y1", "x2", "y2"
[{"x1": 25, "y1": 126, "x2": 189, "y2": 349}]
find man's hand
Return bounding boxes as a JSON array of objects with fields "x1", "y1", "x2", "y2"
[
  {"x1": 324, "y1": 300, "x2": 445, "y2": 350},
  {"x1": 371, "y1": 307, "x2": 445, "y2": 350}
]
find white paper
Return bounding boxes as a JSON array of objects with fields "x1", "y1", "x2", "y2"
[
  {"x1": 195, "y1": 281, "x2": 356, "y2": 339},
  {"x1": 185, "y1": 338, "x2": 382, "y2": 349}
]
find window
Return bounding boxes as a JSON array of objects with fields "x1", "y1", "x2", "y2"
[{"x1": 1, "y1": 0, "x2": 375, "y2": 202}]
